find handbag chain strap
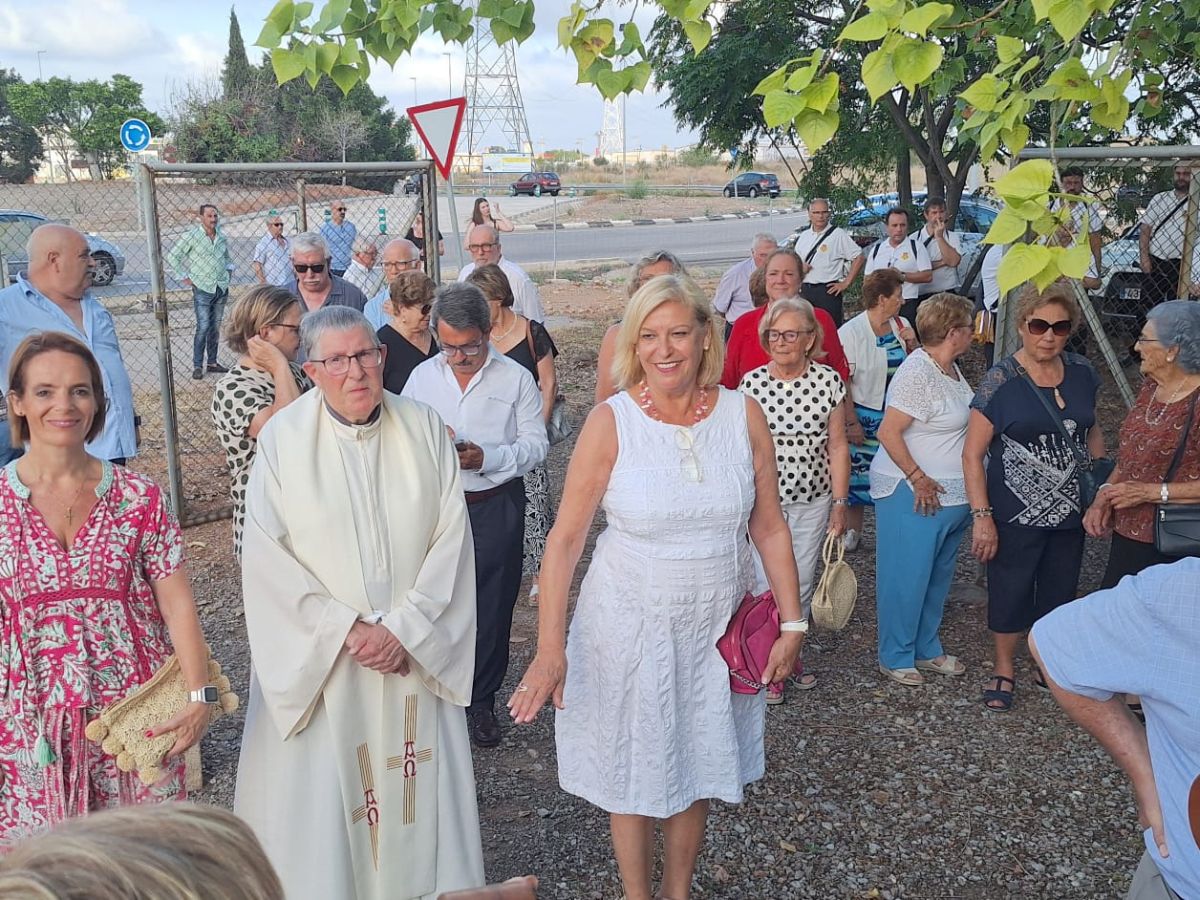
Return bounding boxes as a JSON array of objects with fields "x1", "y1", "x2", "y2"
[
  {"x1": 1162, "y1": 391, "x2": 1199, "y2": 483},
  {"x1": 1015, "y1": 363, "x2": 1094, "y2": 471}
]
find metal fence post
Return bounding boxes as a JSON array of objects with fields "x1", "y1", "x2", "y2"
[
  {"x1": 552, "y1": 194, "x2": 558, "y2": 280},
  {"x1": 424, "y1": 165, "x2": 441, "y2": 284},
  {"x1": 296, "y1": 179, "x2": 308, "y2": 232},
  {"x1": 137, "y1": 162, "x2": 186, "y2": 517}
]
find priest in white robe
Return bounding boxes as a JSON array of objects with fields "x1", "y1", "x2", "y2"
[{"x1": 234, "y1": 305, "x2": 485, "y2": 900}]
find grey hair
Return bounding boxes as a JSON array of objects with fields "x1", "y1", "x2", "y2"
[
  {"x1": 430, "y1": 282, "x2": 492, "y2": 335},
  {"x1": 1147, "y1": 300, "x2": 1200, "y2": 374},
  {"x1": 752, "y1": 232, "x2": 778, "y2": 250},
  {"x1": 352, "y1": 234, "x2": 378, "y2": 254},
  {"x1": 805, "y1": 197, "x2": 831, "y2": 210},
  {"x1": 290, "y1": 231, "x2": 328, "y2": 259},
  {"x1": 629, "y1": 250, "x2": 686, "y2": 297},
  {"x1": 299, "y1": 306, "x2": 380, "y2": 360}
]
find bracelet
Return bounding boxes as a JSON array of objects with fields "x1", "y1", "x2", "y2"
[
  {"x1": 903, "y1": 464, "x2": 920, "y2": 479},
  {"x1": 831, "y1": 497, "x2": 851, "y2": 506},
  {"x1": 780, "y1": 620, "x2": 809, "y2": 633},
  {"x1": 971, "y1": 507, "x2": 993, "y2": 519}
]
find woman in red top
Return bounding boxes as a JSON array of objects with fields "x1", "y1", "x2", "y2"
[{"x1": 1085, "y1": 300, "x2": 1200, "y2": 584}]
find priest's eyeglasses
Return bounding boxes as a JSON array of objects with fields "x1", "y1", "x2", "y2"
[{"x1": 310, "y1": 348, "x2": 384, "y2": 375}]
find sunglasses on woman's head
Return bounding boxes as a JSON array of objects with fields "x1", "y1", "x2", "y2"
[
  {"x1": 294, "y1": 263, "x2": 326, "y2": 274},
  {"x1": 1026, "y1": 317, "x2": 1071, "y2": 336}
]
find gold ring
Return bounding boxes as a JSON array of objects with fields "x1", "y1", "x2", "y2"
[{"x1": 517, "y1": 684, "x2": 530, "y2": 693}]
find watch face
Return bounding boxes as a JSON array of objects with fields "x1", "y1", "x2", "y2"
[{"x1": 201, "y1": 686, "x2": 219, "y2": 703}]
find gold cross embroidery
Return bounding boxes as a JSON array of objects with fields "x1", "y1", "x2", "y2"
[
  {"x1": 387, "y1": 693, "x2": 434, "y2": 825},
  {"x1": 350, "y1": 743, "x2": 380, "y2": 870}
]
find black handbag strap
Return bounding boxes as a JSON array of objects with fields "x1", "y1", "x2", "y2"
[
  {"x1": 1015, "y1": 363, "x2": 1093, "y2": 470},
  {"x1": 1163, "y1": 391, "x2": 1199, "y2": 482},
  {"x1": 802, "y1": 227, "x2": 836, "y2": 265}
]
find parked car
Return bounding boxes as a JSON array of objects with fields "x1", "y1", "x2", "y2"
[
  {"x1": 510, "y1": 172, "x2": 561, "y2": 197},
  {"x1": 722, "y1": 172, "x2": 781, "y2": 198},
  {"x1": 1090, "y1": 223, "x2": 1147, "y2": 332},
  {"x1": 401, "y1": 174, "x2": 423, "y2": 195},
  {"x1": 0, "y1": 209, "x2": 126, "y2": 286}
]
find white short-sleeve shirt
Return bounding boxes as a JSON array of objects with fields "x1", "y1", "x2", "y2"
[
  {"x1": 864, "y1": 237, "x2": 933, "y2": 299},
  {"x1": 1141, "y1": 189, "x2": 1191, "y2": 261},
  {"x1": 911, "y1": 227, "x2": 963, "y2": 294},
  {"x1": 794, "y1": 226, "x2": 863, "y2": 284}
]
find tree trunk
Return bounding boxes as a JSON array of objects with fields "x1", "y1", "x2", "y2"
[
  {"x1": 925, "y1": 162, "x2": 944, "y2": 201},
  {"x1": 897, "y1": 149, "x2": 912, "y2": 208},
  {"x1": 341, "y1": 144, "x2": 347, "y2": 186}
]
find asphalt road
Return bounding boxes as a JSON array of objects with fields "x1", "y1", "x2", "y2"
[{"x1": 93, "y1": 208, "x2": 810, "y2": 302}]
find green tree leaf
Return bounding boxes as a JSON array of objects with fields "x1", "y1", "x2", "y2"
[
  {"x1": 271, "y1": 46, "x2": 308, "y2": 84},
  {"x1": 330, "y1": 64, "x2": 360, "y2": 94},
  {"x1": 753, "y1": 66, "x2": 788, "y2": 97},
  {"x1": 798, "y1": 73, "x2": 840, "y2": 112},
  {"x1": 627, "y1": 60, "x2": 653, "y2": 91},
  {"x1": 862, "y1": 47, "x2": 898, "y2": 101},
  {"x1": 997, "y1": 243, "x2": 1053, "y2": 294},
  {"x1": 894, "y1": 38, "x2": 943, "y2": 93},
  {"x1": 995, "y1": 35, "x2": 1024, "y2": 63},
  {"x1": 960, "y1": 74, "x2": 1006, "y2": 111},
  {"x1": 762, "y1": 90, "x2": 806, "y2": 128},
  {"x1": 1046, "y1": 58, "x2": 1099, "y2": 101},
  {"x1": 993, "y1": 158, "x2": 1053, "y2": 201},
  {"x1": 1047, "y1": 0, "x2": 1090, "y2": 40},
  {"x1": 794, "y1": 108, "x2": 839, "y2": 152},
  {"x1": 898, "y1": 2, "x2": 954, "y2": 36},
  {"x1": 683, "y1": 19, "x2": 713, "y2": 53},
  {"x1": 1058, "y1": 241, "x2": 1092, "y2": 278},
  {"x1": 841, "y1": 11, "x2": 889, "y2": 41},
  {"x1": 984, "y1": 206, "x2": 1031, "y2": 244},
  {"x1": 594, "y1": 62, "x2": 629, "y2": 98},
  {"x1": 316, "y1": 41, "x2": 341, "y2": 74}
]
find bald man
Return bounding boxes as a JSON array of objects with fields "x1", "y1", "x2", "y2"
[
  {"x1": 363, "y1": 237, "x2": 423, "y2": 329},
  {"x1": 0, "y1": 224, "x2": 138, "y2": 464},
  {"x1": 456, "y1": 224, "x2": 545, "y2": 322}
]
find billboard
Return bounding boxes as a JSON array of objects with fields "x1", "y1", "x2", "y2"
[{"x1": 482, "y1": 153, "x2": 533, "y2": 173}]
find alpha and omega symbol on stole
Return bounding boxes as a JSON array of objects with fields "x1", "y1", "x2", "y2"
[
  {"x1": 351, "y1": 744, "x2": 381, "y2": 871},
  {"x1": 387, "y1": 693, "x2": 434, "y2": 826}
]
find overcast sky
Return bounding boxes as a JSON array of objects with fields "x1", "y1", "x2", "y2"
[{"x1": 0, "y1": 0, "x2": 698, "y2": 154}]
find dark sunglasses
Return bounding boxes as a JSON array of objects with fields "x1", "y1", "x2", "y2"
[
  {"x1": 294, "y1": 263, "x2": 327, "y2": 274},
  {"x1": 335, "y1": 207, "x2": 347, "y2": 212},
  {"x1": 404, "y1": 302, "x2": 432, "y2": 315},
  {"x1": 1026, "y1": 317, "x2": 1071, "y2": 336}
]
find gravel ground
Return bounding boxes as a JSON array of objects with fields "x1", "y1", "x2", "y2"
[{"x1": 183, "y1": 280, "x2": 1143, "y2": 899}]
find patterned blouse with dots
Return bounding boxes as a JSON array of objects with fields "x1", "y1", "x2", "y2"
[
  {"x1": 211, "y1": 363, "x2": 312, "y2": 557},
  {"x1": 739, "y1": 362, "x2": 846, "y2": 504}
]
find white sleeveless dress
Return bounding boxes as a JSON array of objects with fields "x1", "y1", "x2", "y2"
[{"x1": 555, "y1": 388, "x2": 766, "y2": 818}]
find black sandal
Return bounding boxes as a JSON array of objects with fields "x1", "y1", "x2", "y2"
[
  {"x1": 1034, "y1": 670, "x2": 1049, "y2": 692},
  {"x1": 983, "y1": 675, "x2": 1015, "y2": 712}
]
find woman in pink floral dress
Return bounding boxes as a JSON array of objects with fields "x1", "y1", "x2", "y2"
[{"x1": 1, "y1": 333, "x2": 213, "y2": 846}]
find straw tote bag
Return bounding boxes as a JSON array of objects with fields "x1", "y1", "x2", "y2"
[{"x1": 811, "y1": 532, "x2": 858, "y2": 631}]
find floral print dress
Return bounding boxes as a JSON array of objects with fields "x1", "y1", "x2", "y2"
[{"x1": 0, "y1": 461, "x2": 185, "y2": 846}]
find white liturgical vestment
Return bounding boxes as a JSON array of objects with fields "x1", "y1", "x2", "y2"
[{"x1": 234, "y1": 390, "x2": 484, "y2": 900}]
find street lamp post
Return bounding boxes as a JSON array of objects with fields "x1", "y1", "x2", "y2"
[
  {"x1": 36, "y1": 50, "x2": 46, "y2": 81},
  {"x1": 443, "y1": 53, "x2": 453, "y2": 95},
  {"x1": 410, "y1": 77, "x2": 417, "y2": 105}
]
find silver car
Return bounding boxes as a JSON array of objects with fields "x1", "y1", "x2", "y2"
[{"x1": 0, "y1": 209, "x2": 126, "y2": 286}]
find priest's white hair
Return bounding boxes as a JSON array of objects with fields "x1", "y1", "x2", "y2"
[{"x1": 299, "y1": 306, "x2": 379, "y2": 360}]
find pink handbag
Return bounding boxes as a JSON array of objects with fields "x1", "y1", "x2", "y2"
[{"x1": 716, "y1": 590, "x2": 781, "y2": 695}]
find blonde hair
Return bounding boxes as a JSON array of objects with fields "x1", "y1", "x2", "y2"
[
  {"x1": 610, "y1": 274, "x2": 724, "y2": 391},
  {"x1": 0, "y1": 803, "x2": 284, "y2": 900},
  {"x1": 915, "y1": 292, "x2": 974, "y2": 346},
  {"x1": 223, "y1": 285, "x2": 301, "y2": 355},
  {"x1": 1014, "y1": 280, "x2": 1081, "y2": 333},
  {"x1": 759, "y1": 296, "x2": 826, "y2": 360},
  {"x1": 466, "y1": 264, "x2": 515, "y2": 308}
]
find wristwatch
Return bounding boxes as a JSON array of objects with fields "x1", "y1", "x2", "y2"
[
  {"x1": 1161, "y1": 483, "x2": 1170, "y2": 503},
  {"x1": 188, "y1": 685, "x2": 220, "y2": 704},
  {"x1": 780, "y1": 620, "x2": 810, "y2": 634}
]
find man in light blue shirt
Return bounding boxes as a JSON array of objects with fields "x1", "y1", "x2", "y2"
[
  {"x1": 364, "y1": 238, "x2": 422, "y2": 329},
  {"x1": 0, "y1": 225, "x2": 137, "y2": 464},
  {"x1": 319, "y1": 200, "x2": 357, "y2": 276},
  {"x1": 1031, "y1": 559, "x2": 1200, "y2": 900}
]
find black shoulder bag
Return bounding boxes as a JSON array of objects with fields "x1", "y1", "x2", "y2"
[
  {"x1": 1154, "y1": 393, "x2": 1200, "y2": 557},
  {"x1": 1016, "y1": 365, "x2": 1115, "y2": 510}
]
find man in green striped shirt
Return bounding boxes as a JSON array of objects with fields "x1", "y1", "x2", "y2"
[{"x1": 168, "y1": 203, "x2": 234, "y2": 379}]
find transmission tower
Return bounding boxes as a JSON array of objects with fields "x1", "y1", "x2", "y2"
[
  {"x1": 462, "y1": 22, "x2": 533, "y2": 166},
  {"x1": 597, "y1": 99, "x2": 623, "y2": 160}
]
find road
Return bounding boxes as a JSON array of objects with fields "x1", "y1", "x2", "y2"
[{"x1": 92, "y1": 207, "x2": 810, "y2": 302}]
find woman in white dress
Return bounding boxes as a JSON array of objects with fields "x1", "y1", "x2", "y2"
[{"x1": 508, "y1": 274, "x2": 806, "y2": 900}]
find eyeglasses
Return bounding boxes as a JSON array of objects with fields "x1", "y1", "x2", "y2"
[
  {"x1": 675, "y1": 427, "x2": 702, "y2": 483},
  {"x1": 399, "y1": 302, "x2": 433, "y2": 316},
  {"x1": 382, "y1": 259, "x2": 421, "y2": 270},
  {"x1": 294, "y1": 263, "x2": 327, "y2": 274},
  {"x1": 467, "y1": 242, "x2": 499, "y2": 253},
  {"x1": 269, "y1": 222, "x2": 284, "y2": 227},
  {"x1": 1026, "y1": 318, "x2": 1072, "y2": 336},
  {"x1": 268, "y1": 321, "x2": 300, "y2": 332},
  {"x1": 440, "y1": 340, "x2": 485, "y2": 358},
  {"x1": 1134, "y1": 335, "x2": 1161, "y2": 344},
  {"x1": 766, "y1": 329, "x2": 813, "y2": 343},
  {"x1": 334, "y1": 207, "x2": 347, "y2": 212},
  {"x1": 309, "y1": 348, "x2": 383, "y2": 375}
]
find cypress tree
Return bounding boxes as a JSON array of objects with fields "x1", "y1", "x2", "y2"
[{"x1": 222, "y1": 8, "x2": 252, "y2": 99}]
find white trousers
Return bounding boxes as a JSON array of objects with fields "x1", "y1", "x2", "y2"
[{"x1": 752, "y1": 495, "x2": 832, "y2": 618}]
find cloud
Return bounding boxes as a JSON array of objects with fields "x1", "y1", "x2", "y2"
[{"x1": 0, "y1": 0, "x2": 167, "y2": 61}]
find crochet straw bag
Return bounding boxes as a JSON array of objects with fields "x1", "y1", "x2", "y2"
[
  {"x1": 811, "y1": 532, "x2": 858, "y2": 631},
  {"x1": 84, "y1": 653, "x2": 238, "y2": 786}
]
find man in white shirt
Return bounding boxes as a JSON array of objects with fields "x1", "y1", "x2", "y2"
[
  {"x1": 402, "y1": 282, "x2": 548, "y2": 750},
  {"x1": 456, "y1": 224, "x2": 545, "y2": 323},
  {"x1": 979, "y1": 243, "x2": 1006, "y2": 366},
  {"x1": 342, "y1": 234, "x2": 385, "y2": 299},
  {"x1": 364, "y1": 238, "x2": 423, "y2": 329},
  {"x1": 794, "y1": 198, "x2": 865, "y2": 326},
  {"x1": 713, "y1": 233, "x2": 776, "y2": 335},
  {"x1": 1141, "y1": 164, "x2": 1195, "y2": 305},
  {"x1": 913, "y1": 198, "x2": 963, "y2": 299},
  {"x1": 251, "y1": 212, "x2": 292, "y2": 286},
  {"x1": 1052, "y1": 168, "x2": 1104, "y2": 280},
  {"x1": 864, "y1": 207, "x2": 933, "y2": 329}
]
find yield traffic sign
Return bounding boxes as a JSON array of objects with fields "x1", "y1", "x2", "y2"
[{"x1": 406, "y1": 98, "x2": 467, "y2": 180}]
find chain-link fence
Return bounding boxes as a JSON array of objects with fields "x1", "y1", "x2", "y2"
[
  {"x1": 996, "y1": 147, "x2": 1200, "y2": 406},
  {"x1": 0, "y1": 161, "x2": 438, "y2": 527}
]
